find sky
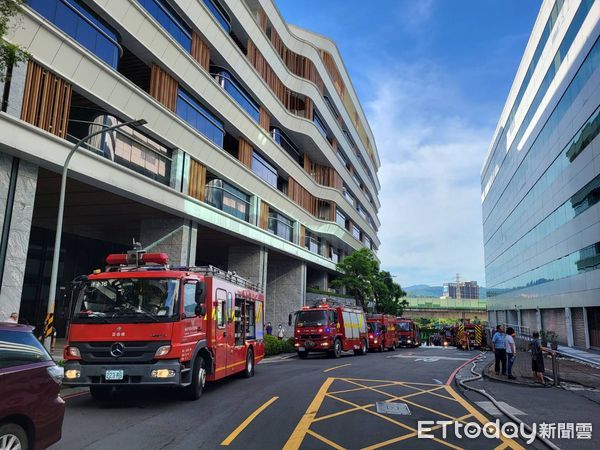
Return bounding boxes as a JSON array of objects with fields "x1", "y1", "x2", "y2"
[{"x1": 277, "y1": 0, "x2": 541, "y2": 288}]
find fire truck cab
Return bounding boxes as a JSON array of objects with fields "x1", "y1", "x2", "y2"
[
  {"x1": 366, "y1": 314, "x2": 398, "y2": 351},
  {"x1": 62, "y1": 246, "x2": 265, "y2": 401},
  {"x1": 290, "y1": 300, "x2": 368, "y2": 358},
  {"x1": 396, "y1": 318, "x2": 421, "y2": 347}
]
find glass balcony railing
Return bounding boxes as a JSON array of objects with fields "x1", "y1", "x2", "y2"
[
  {"x1": 176, "y1": 88, "x2": 225, "y2": 147},
  {"x1": 313, "y1": 111, "x2": 329, "y2": 139},
  {"x1": 204, "y1": 179, "x2": 250, "y2": 222},
  {"x1": 138, "y1": 0, "x2": 192, "y2": 51},
  {"x1": 271, "y1": 128, "x2": 303, "y2": 165},
  {"x1": 28, "y1": 0, "x2": 122, "y2": 68},
  {"x1": 212, "y1": 68, "x2": 260, "y2": 122},
  {"x1": 252, "y1": 152, "x2": 278, "y2": 187},
  {"x1": 305, "y1": 236, "x2": 320, "y2": 254},
  {"x1": 268, "y1": 215, "x2": 293, "y2": 242},
  {"x1": 202, "y1": 0, "x2": 231, "y2": 32}
]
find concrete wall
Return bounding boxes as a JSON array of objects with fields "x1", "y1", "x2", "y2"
[
  {"x1": 141, "y1": 218, "x2": 197, "y2": 266},
  {"x1": 0, "y1": 154, "x2": 38, "y2": 321},
  {"x1": 266, "y1": 254, "x2": 306, "y2": 336},
  {"x1": 227, "y1": 245, "x2": 268, "y2": 288}
]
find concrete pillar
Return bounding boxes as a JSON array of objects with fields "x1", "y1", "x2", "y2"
[
  {"x1": 169, "y1": 149, "x2": 186, "y2": 192},
  {"x1": 0, "y1": 155, "x2": 38, "y2": 321},
  {"x1": 266, "y1": 254, "x2": 306, "y2": 336},
  {"x1": 565, "y1": 307, "x2": 574, "y2": 347},
  {"x1": 536, "y1": 308, "x2": 542, "y2": 332},
  {"x1": 307, "y1": 269, "x2": 328, "y2": 291},
  {"x1": 140, "y1": 218, "x2": 197, "y2": 266},
  {"x1": 583, "y1": 307, "x2": 591, "y2": 349},
  {"x1": 517, "y1": 309, "x2": 522, "y2": 328},
  {"x1": 227, "y1": 244, "x2": 268, "y2": 289},
  {"x1": 249, "y1": 196, "x2": 260, "y2": 227},
  {"x1": 1, "y1": 61, "x2": 27, "y2": 117}
]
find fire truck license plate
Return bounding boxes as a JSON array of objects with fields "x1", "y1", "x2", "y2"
[
  {"x1": 105, "y1": 370, "x2": 124, "y2": 380},
  {"x1": 305, "y1": 340, "x2": 314, "y2": 347}
]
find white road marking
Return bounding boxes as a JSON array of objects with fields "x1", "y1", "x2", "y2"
[
  {"x1": 433, "y1": 379, "x2": 443, "y2": 385},
  {"x1": 475, "y1": 401, "x2": 527, "y2": 417}
]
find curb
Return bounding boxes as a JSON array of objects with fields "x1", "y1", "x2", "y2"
[{"x1": 482, "y1": 360, "x2": 549, "y2": 388}]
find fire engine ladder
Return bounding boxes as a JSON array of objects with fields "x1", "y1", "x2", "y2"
[{"x1": 184, "y1": 265, "x2": 263, "y2": 292}]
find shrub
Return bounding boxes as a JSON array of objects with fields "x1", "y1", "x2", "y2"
[{"x1": 264, "y1": 335, "x2": 296, "y2": 356}]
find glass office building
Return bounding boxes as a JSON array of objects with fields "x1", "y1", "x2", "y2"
[{"x1": 482, "y1": 0, "x2": 600, "y2": 348}]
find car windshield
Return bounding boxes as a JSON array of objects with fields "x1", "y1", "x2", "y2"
[
  {"x1": 295, "y1": 310, "x2": 328, "y2": 327},
  {"x1": 73, "y1": 278, "x2": 179, "y2": 323},
  {"x1": 397, "y1": 322, "x2": 410, "y2": 331},
  {"x1": 367, "y1": 322, "x2": 379, "y2": 333}
]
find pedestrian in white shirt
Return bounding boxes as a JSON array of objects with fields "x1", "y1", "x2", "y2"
[{"x1": 505, "y1": 327, "x2": 517, "y2": 380}]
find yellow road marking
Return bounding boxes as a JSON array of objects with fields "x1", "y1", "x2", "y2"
[
  {"x1": 328, "y1": 381, "x2": 399, "y2": 395},
  {"x1": 445, "y1": 385, "x2": 525, "y2": 450},
  {"x1": 306, "y1": 430, "x2": 345, "y2": 450},
  {"x1": 343, "y1": 377, "x2": 440, "y2": 386},
  {"x1": 283, "y1": 377, "x2": 335, "y2": 450},
  {"x1": 324, "y1": 363, "x2": 352, "y2": 373},
  {"x1": 220, "y1": 396, "x2": 278, "y2": 446}
]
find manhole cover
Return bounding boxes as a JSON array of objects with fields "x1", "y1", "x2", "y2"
[{"x1": 375, "y1": 402, "x2": 411, "y2": 415}]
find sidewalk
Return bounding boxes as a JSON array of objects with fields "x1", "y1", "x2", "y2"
[
  {"x1": 485, "y1": 352, "x2": 600, "y2": 389},
  {"x1": 557, "y1": 345, "x2": 600, "y2": 366}
]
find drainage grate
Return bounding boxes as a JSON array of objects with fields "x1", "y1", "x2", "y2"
[{"x1": 375, "y1": 401, "x2": 411, "y2": 415}]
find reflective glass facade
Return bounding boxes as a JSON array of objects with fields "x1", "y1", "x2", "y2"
[
  {"x1": 202, "y1": 0, "x2": 231, "y2": 32},
  {"x1": 268, "y1": 210, "x2": 293, "y2": 242},
  {"x1": 252, "y1": 151, "x2": 278, "y2": 187},
  {"x1": 176, "y1": 88, "x2": 225, "y2": 147},
  {"x1": 138, "y1": 0, "x2": 191, "y2": 51},
  {"x1": 212, "y1": 68, "x2": 260, "y2": 122},
  {"x1": 28, "y1": 0, "x2": 121, "y2": 68},
  {"x1": 205, "y1": 179, "x2": 250, "y2": 222}
]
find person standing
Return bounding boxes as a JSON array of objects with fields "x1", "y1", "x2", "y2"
[
  {"x1": 505, "y1": 327, "x2": 517, "y2": 380},
  {"x1": 277, "y1": 324, "x2": 285, "y2": 340},
  {"x1": 530, "y1": 331, "x2": 546, "y2": 385},
  {"x1": 266, "y1": 322, "x2": 273, "y2": 336},
  {"x1": 491, "y1": 325, "x2": 507, "y2": 376}
]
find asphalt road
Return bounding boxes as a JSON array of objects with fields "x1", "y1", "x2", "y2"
[{"x1": 51, "y1": 347, "x2": 531, "y2": 449}]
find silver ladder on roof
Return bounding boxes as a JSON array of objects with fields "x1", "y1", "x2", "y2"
[{"x1": 186, "y1": 265, "x2": 263, "y2": 292}]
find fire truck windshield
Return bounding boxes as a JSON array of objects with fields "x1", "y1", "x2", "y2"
[
  {"x1": 295, "y1": 310, "x2": 328, "y2": 327},
  {"x1": 72, "y1": 278, "x2": 179, "y2": 323},
  {"x1": 367, "y1": 322, "x2": 380, "y2": 333},
  {"x1": 397, "y1": 322, "x2": 410, "y2": 331}
]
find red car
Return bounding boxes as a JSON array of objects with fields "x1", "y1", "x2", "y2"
[{"x1": 0, "y1": 323, "x2": 65, "y2": 449}]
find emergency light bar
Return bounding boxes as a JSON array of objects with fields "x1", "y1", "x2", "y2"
[{"x1": 106, "y1": 252, "x2": 169, "y2": 266}]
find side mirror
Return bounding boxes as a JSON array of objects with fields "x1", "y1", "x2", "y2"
[
  {"x1": 288, "y1": 313, "x2": 292, "y2": 327},
  {"x1": 195, "y1": 304, "x2": 206, "y2": 317}
]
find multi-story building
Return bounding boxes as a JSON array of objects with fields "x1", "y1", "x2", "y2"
[
  {"x1": 442, "y1": 281, "x2": 480, "y2": 300},
  {"x1": 0, "y1": 0, "x2": 381, "y2": 335},
  {"x1": 482, "y1": 0, "x2": 600, "y2": 349}
]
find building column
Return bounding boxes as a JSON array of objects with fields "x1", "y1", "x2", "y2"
[
  {"x1": 565, "y1": 307, "x2": 574, "y2": 347},
  {"x1": 517, "y1": 309, "x2": 522, "y2": 328},
  {"x1": 140, "y1": 218, "x2": 197, "y2": 266},
  {"x1": 169, "y1": 149, "x2": 186, "y2": 193},
  {"x1": 0, "y1": 155, "x2": 38, "y2": 321},
  {"x1": 227, "y1": 244, "x2": 268, "y2": 289},
  {"x1": 266, "y1": 255, "x2": 306, "y2": 336},
  {"x1": 583, "y1": 307, "x2": 591, "y2": 349},
  {"x1": 0, "y1": 60, "x2": 27, "y2": 117},
  {"x1": 536, "y1": 308, "x2": 542, "y2": 332}
]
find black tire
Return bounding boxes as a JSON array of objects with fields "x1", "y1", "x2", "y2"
[
  {"x1": 379, "y1": 343, "x2": 384, "y2": 352},
  {"x1": 0, "y1": 423, "x2": 28, "y2": 450},
  {"x1": 298, "y1": 350, "x2": 308, "y2": 359},
  {"x1": 184, "y1": 357, "x2": 206, "y2": 400},
  {"x1": 331, "y1": 339, "x2": 342, "y2": 358},
  {"x1": 389, "y1": 342, "x2": 396, "y2": 351},
  {"x1": 357, "y1": 338, "x2": 368, "y2": 355},
  {"x1": 243, "y1": 348, "x2": 255, "y2": 378},
  {"x1": 89, "y1": 385, "x2": 113, "y2": 401}
]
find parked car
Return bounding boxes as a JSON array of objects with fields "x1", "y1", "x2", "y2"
[{"x1": 0, "y1": 323, "x2": 65, "y2": 450}]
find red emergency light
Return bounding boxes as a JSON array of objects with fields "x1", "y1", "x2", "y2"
[{"x1": 106, "y1": 252, "x2": 169, "y2": 266}]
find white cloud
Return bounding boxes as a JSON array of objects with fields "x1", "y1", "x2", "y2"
[{"x1": 366, "y1": 62, "x2": 490, "y2": 287}]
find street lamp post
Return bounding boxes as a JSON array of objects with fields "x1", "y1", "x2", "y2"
[{"x1": 44, "y1": 118, "x2": 147, "y2": 349}]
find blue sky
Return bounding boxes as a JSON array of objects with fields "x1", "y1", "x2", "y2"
[{"x1": 277, "y1": 0, "x2": 541, "y2": 288}]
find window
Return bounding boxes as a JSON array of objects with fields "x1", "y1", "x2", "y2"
[
  {"x1": 313, "y1": 111, "x2": 329, "y2": 139},
  {"x1": 137, "y1": 0, "x2": 191, "y2": 51},
  {"x1": 335, "y1": 209, "x2": 346, "y2": 228},
  {"x1": 216, "y1": 289, "x2": 227, "y2": 328},
  {"x1": 205, "y1": 178, "x2": 251, "y2": 222},
  {"x1": 183, "y1": 282, "x2": 197, "y2": 317},
  {"x1": 212, "y1": 68, "x2": 260, "y2": 122},
  {"x1": 28, "y1": 0, "x2": 121, "y2": 68},
  {"x1": 352, "y1": 224, "x2": 361, "y2": 240},
  {"x1": 0, "y1": 330, "x2": 53, "y2": 369},
  {"x1": 323, "y1": 96, "x2": 339, "y2": 119},
  {"x1": 176, "y1": 88, "x2": 224, "y2": 147},
  {"x1": 305, "y1": 231, "x2": 320, "y2": 254},
  {"x1": 271, "y1": 128, "x2": 302, "y2": 165},
  {"x1": 202, "y1": 0, "x2": 231, "y2": 32},
  {"x1": 268, "y1": 210, "x2": 293, "y2": 242},
  {"x1": 252, "y1": 152, "x2": 278, "y2": 187}
]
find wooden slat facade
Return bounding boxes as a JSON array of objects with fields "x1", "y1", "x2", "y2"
[
  {"x1": 21, "y1": 61, "x2": 72, "y2": 138},
  {"x1": 238, "y1": 137, "x2": 253, "y2": 168},
  {"x1": 299, "y1": 224, "x2": 305, "y2": 246},
  {"x1": 288, "y1": 176, "x2": 317, "y2": 216},
  {"x1": 259, "y1": 106, "x2": 270, "y2": 131},
  {"x1": 188, "y1": 158, "x2": 207, "y2": 201},
  {"x1": 303, "y1": 155, "x2": 343, "y2": 191},
  {"x1": 259, "y1": 200, "x2": 269, "y2": 230},
  {"x1": 191, "y1": 33, "x2": 210, "y2": 71},
  {"x1": 150, "y1": 64, "x2": 178, "y2": 112}
]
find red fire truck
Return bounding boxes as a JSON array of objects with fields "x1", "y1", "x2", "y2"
[
  {"x1": 366, "y1": 314, "x2": 398, "y2": 351},
  {"x1": 396, "y1": 318, "x2": 421, "y2": 347},
  {"x1": 290, "y1": 300, "x2": 368, "y2": 358},
  {"x1": 62, "y1": 246, "x2": 265, "y2": 401}
]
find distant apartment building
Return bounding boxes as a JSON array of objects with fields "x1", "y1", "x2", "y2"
[
  {"x1": 0, "y1": 0, "x2": 380, "y2": 334},
  {"x1": 481, "y1": 0, "x2": 599, "y2": 349},
  {"x1": 442, "y1": 281, "x2": 480, "y2": 300}
]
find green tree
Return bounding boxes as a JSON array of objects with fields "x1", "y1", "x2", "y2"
[
  {"x1": 331, "y1": 248, "x2": 378, "y2": 311},
  {"x1": 373, "y1": 270, "x2": 408, "y2": 316},
  {"x1": 1, "y1": 0, "x2": 28, "y2": 82}
]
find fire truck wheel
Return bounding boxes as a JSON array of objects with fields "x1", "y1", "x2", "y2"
[
  {"x1": 298, "y1": 350, "x2": 308, "y2": 359},
  {"x1": 89, "y1": 385, "x2": 113, "y2": 401},
  {"x1": 185, "y1": 357, "x2": 206, "y2": 400},
  {"x1": 354, "y1": 338, "x2": 368, "y2": 356},
  {"x1": 243, "y1": 348, "x2": 255, "y2": 378},
  {"x1": 330, "y1": 339, "x2": 342, "y2": 358},
  {"x1": 388, "y1": 342, "x2": 396, "y2": 351},
  {"x1": 379, "y1": 343, "x2": 384, "y2": 352}
]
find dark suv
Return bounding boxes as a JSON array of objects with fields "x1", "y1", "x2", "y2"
[{"x1": 0, "y1": 323, "x2": 65, "y2": 450}]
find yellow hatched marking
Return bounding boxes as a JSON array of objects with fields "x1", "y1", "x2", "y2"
[
  {"x1": 220, "y1": 396, "x2": 278, "y2": 446},
  {"x1": 306, "y1": 430, "x2": 345, "y2": 450},
  {"x1": 328, "y1": 381, "x2": 399, "y2": 395},
  {"x1": 323, "y1": 363, "x2": 352, "y2": 373}
]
